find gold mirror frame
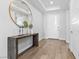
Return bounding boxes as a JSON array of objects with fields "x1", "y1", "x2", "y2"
[{"x1": 9, "y1": 0, "x2": 32, "y2": 28}]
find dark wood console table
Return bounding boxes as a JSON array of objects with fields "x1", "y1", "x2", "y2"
[{"x1": 8, "y1": 33, "x2": 39, "y2": 59}]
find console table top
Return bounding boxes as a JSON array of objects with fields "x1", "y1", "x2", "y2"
[{"x1": 8, "y1": 33, "x2": 38, "y2": 39}]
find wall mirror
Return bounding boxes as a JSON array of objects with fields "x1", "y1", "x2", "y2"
[{"x1": 9, "y1": 0, "x2": 32, "y2": 28}]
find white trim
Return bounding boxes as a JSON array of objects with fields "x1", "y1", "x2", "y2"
[
  {"x1": 38, "y1": 0, "x2": 47, "y2": 11},
  {"x1": 38, "y1": 0, "x2": 60, "y2": 11},
  {"x1": 46, "y1": 7, "x2": 60, "y2": 11},
  {"x1": 69, "y1": 45, "x2": 79, "y2": 59},
  {"x1": 12, "y1": 4, "x2": 29, "y2": 15}
]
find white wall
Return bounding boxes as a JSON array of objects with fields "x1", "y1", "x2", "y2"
[
  {"x1": 65, "y1": 10, "x2": 70, "y2": 43},
  {"x1": 43, "y1": 10, "x2": 69, "y2": 40},
  {"x1": 29, "y1": 3, "x2": 44, "y2": 40},
  {"x1": 0, "y1": 0, "x2": 18, "y2": 59},
  {"x1": 0, "y1": 0, "x2": 44, "y2": 59},
  {"x1": 69, "y1": 0, "x2": 79, "y2": 59}
]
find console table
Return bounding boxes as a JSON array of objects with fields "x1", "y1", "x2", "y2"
[{"x1": 8, "y1": 33, "x2": 39, "y2": 59}]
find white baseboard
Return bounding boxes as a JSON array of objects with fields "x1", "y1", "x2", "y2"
[
  {"x1": 66, "y1": 40, "x2": 70, "y2": 43},
  {"x1": 43, "y1": 37, "x2": 67, "y2": 41},
  {"x1": 69, "y1": 45, "x2": 79, "y2": 59},
  {"x1": 39, "y1": 37, "x2": 46, "y2": 41}
]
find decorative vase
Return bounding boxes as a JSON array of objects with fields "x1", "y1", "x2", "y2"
[
  {"x1": 19, "y1": 27, "x2": 24, "y2": 35},
  {"x1": 30, "y1": 28, "x2": 33, "y2": 34},
  {"x1": 26, "y1": 28, "x2": 31, "y2": 34},
  {"x1": 26, "y1": 28, "x2": 29, "y2": 34}
]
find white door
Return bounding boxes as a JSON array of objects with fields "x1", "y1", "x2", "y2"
[
  {"x1": 46, "y1": 14, "x2": 59, "y2": 39},
  {"x1": 70, "y1": 17, "x2": 79, "y2": 57}
]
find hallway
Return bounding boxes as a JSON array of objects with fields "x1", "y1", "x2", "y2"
[{"x1": 19, "y1": 39, "x2": 75, "y2": 59}]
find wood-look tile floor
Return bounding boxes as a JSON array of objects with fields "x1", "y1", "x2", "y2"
[{"x1": 18, "y1": 39, "x2": 75, "y2": 59}]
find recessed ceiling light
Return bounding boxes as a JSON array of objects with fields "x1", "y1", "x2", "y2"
[{"x1": 50, "y1": 1, "x2": 54, "y2": 4}]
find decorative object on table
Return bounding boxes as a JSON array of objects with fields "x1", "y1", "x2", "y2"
[
  {"x1": 23, "y1": 20, "x2": 28, "y2": 28},
  {"x1": 23, "y1": 19, "x2": 33, "y2": 34},
  {"x1": 28, "y1": 23, "x2": 33, "y2": 34},
  {"x1": 9, "y1": 0, "x2": 33, "y2": 35},
  {"x1": 27, "y1": 19, "x2": 33, "y2": 34},
  {"x1": 23, "y1": 20, "x2": 29, "y2": 34}
]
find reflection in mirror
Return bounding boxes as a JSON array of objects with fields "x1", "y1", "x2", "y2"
[
  {"x1": 9, "y1": 0, "x2": 33, "y2": 35},
  {"x1": 9, "y1": 0, "x2": 32, "y2": 28}
]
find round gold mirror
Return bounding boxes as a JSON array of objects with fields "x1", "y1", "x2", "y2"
[{"x1": 9, "y1": 0, "x2": 32, "y2": 28}]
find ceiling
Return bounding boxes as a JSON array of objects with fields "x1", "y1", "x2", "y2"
[{"x1": 26, "y1": 0, "x2": 70, "y2": 13}]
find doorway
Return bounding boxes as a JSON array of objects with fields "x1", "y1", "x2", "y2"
[{"x1": 45, "y1": 13, "x2": 60, "y2": 39}]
